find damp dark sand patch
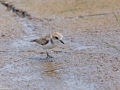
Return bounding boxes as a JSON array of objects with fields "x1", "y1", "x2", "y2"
[{"x1": 4, "y1": 0, "x2": 120, "y2": 17}]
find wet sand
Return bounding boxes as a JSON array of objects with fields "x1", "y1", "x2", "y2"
[{"x1": 0, "y1": 0, "x2": 120, "y2": 90}]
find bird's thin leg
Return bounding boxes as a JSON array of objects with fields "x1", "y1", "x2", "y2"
[{"x1": 46, "y1": 50, "x2": 53, "y2": 58}]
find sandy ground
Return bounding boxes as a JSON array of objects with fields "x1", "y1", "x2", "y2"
[{"x1": 0, "y1": 0, "x2": 120, "y2": 90}]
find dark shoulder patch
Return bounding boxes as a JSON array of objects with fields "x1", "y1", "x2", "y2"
[{"x1": 50, "y1": 38, "x2": 54, "y2": 44}]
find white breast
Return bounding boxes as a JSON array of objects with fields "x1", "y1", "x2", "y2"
[{"x1": 40, "y1": 41, "x2": 57, "y2": 50}]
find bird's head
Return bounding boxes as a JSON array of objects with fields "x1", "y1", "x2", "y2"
[{"x1": 52, "y1": 32, "x2": 64, "y2": 44}]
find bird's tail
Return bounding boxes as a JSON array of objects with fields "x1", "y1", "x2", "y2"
[{"x1": 30, "y1": 39, "x2": 37, "y2": 42}]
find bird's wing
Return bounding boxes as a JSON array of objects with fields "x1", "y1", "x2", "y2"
[
  {"x1": 36, "y1": 34, "x2": 51, "y2": 45},
  {"x1": 38, "y1": 37, "x2": 49, "y2": 45}
]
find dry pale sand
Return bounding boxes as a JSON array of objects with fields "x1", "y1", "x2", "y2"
[{"x1": 0, "y1": 0, "x2": 120, "y2": 90}]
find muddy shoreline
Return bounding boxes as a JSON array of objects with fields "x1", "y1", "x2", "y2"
[{"x1": 0, "y1": 0, "x2": 120, "y2": 90}]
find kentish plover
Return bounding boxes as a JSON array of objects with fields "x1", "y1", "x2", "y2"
[{"x1": 31, "y1": 32, "x2": 64, "y2": 58}]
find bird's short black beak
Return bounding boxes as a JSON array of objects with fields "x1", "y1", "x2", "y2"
[{"x1": 60, "y1": 40, "x2": 64, "y2": 44}]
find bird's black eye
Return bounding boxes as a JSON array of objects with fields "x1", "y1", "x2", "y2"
[{"x1": 55, "y1": 37, "x2": 59, "y2": 39}]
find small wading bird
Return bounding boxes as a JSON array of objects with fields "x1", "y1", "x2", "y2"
[{"x1": 31, "y1": 32, "x2": 64, "y2": 59}]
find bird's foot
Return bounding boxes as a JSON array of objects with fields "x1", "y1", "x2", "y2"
[{"x1": 46, "y1": 55, "x2": 53, "y2": 59}]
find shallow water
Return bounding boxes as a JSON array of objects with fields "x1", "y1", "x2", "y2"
[
  {"x1": 11, "y1": 17, "x2": 39, "y2": 48},
  {"x1": 67, "y1": 41, "x2": 95, "y2": 51}
]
